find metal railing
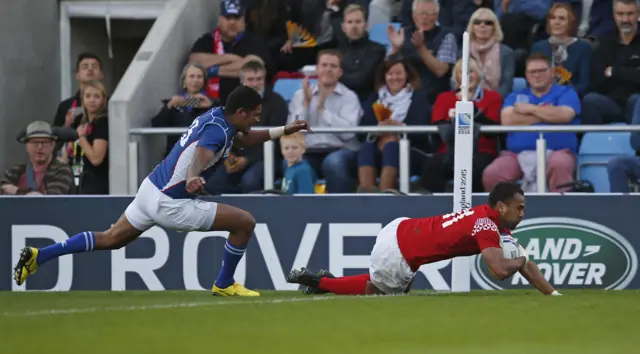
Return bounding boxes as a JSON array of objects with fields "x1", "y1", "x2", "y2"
[{"x1": 128, "y1": 125, "x2": 640, "y2": 194}]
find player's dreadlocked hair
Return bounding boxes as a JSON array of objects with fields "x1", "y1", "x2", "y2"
[
  {"x1": 488, "y1": 182, "x2": 524, "y2": 207},
  {"x1": 225, "y1": 85, "x2": 263, "y2": 115}
]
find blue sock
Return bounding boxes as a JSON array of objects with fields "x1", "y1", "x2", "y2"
[
  {"x1": 215, "y1": 241, "x2": 246, "y2": 288},
  {"x1": 36, "y1": 232, "x2": 96, "y2": 265}
]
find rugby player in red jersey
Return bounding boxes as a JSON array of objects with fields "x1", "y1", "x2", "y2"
[{"x1": 287, "y1": 182, "x2": 561, "y2": 296}]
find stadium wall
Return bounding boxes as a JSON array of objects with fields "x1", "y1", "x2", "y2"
[
  {"x1": 109, "y1": 0, "x2": 220, "y2": 195},
  {"x1": 0, "y1": 0, "x2": 60, "y2": 172},
  {"x1": 1, "y1": 195, "x2": 639, "y2": 292}
]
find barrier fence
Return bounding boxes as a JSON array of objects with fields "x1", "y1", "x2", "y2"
[
  {"x1": 128, "y1": 125, "x2": 640, "y2": 195},
  {"x1": 2, "y1": 195, "x2": 638, "y2": 291}
]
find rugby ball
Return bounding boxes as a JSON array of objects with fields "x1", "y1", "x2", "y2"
[{"x1": 500, "y1": 234, "x2": 520, "y2": 259}]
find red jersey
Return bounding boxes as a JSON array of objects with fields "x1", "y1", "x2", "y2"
[
  {"x1": 396, "y1": 204, "x2": 503, "y2": 271},
  {"x1": 431, "y1": 89, "x2": 502, "y2": 155}
]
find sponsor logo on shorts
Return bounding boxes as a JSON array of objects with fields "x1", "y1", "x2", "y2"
[{"x1": 471, "y1": 217, "x2": 638, "y2": 290}]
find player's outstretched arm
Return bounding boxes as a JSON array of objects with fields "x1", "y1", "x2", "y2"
[
  {"x1": 518, "y1": 260, "x2": 560, "y2": 295},
  {"x1": 234, "y1": 120, "x2": 311, "y2": 148},
  {"x1": 481, "y1": 247, "x2": 527, "y2": 281}
]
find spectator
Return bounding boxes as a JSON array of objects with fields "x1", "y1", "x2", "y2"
[
  {"x1": 53, "y1": 53, "x2": 103, "y2": 128},
  {"x1": 531, "y1": 3, "x2": 592, "y2": 97},
  {"x1": 438, "y1": 0, "x2": 483, "y2": 45},
  {"x1": 483, "y1": 53, "x2": 580, "y2": 192},
  {"x1": 357, "y1": 56, "x2": 430, "y2": 192},
  {"x1": 498, "y1": 0, "x2": 553, "y2": 76},
  {"x1": 582, "y1": 0, "x2": 640, "y2": 125},
  {"x1": 368, "y1": 0, "x2": 404, "y2": 29},
  {"x1": 338, "y1": 4, "x2": 387, "y2": 101},
  {"x1": 287, "y1": 49, "x2": 361, "y2": 193},
  {"x1": 555, "y1": 0, "x2": 616, "y2": 39},
  {"x1": 151, "y1": 63, "x2": 215, "y2": 156},
  {"x1": 388, "y1": 0, "x2": 458, "y2": 104},
  {"x1": 422, "y1": 57, "x2": 501, "y2": 193},
  {"x1": 465, "y1": 7, "x2": 515, "y2": 97},
  {"x1": 279, "y1": 0, "x2": 349, "y2": 71},
  {"x1": 281, "y1": 132, "x2": 316, "y2": 194},
  {"x1": 244, "y1": 0, "x2": 289, "y2": 61},
  {"x1": 607, "y1": 110, "x2": 640, "y2": 192},
  {"x1": 207, "y1": 61, "x2": 289, "y2": 194},
  {"x1": 0, "y1": 121, "x2": 74, "y2": 195},
  {"x1": 189, "y1": 0, "x2": 272, "y2": 104},
  {"x1": 63, "y1": 80, "x2": 110, "y2": 194}
]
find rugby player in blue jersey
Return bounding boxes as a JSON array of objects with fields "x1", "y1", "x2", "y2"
[{"x1": 14, "y1": 85, "x2": 310, "y2": 296}]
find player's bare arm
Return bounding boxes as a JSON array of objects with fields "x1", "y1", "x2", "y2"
[
  {"x1": 234, "y1": 120, "x2": 312, "y2": 148},
  {"x1": 481, "y1": 247, "x2": 527, "y2": 280},
  {"x1": 518, "y1": 260, "x2": 558, "y2": 295},
  {"x1": 185, "y1": 146, "x2": 215, "y2": 194}
]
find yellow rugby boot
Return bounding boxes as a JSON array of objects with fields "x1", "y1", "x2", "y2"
[
  {"x1": 13, "y1": 247, "x2": 39, "y2": 286},
  {"x1": 212, "y1": 282, "x2": 260, "y2": 297}
]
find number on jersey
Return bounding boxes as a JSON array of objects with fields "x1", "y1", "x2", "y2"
[
  {"x1": 180, "y1": 119, "x2": 199, "y2": 147},
  {"x1": 441, "y1": 210, "x2": 475, "y2": 228}
]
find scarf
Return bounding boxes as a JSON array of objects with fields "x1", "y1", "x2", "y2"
[
  {"x1": 377, "y1": 85, "x2": 413, "y2": 123},
  {"x1": 205, "y1": 29, "x2": 225, "y2": 99},
  {"x1": 470, "y1": 39, "x2": 501, "y2": 92},
  {"x1": 548, "y1": 36, "x2": 577, "y2": 67}
]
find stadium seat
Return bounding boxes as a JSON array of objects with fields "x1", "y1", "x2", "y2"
[
  {"x1": 512, "y1": 77, "x2": 527, "y2": 92},
  {"x1": 273, "y1": 78, "x2": 317, "y2": 103},
  {"x1": 369, "y1": 22, "x2": 401, "y2": 49},
  {"x1": 577, "y1": 131, "x2": 636, "y2": 192}
]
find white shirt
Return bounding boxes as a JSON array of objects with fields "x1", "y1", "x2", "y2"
[{"x1": 287, "y1": 82, "x2": 362, "y2": 151}]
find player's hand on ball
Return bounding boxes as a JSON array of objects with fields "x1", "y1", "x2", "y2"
[
  {"x1": 186, "y1": 177, "x2": 206, "y2": 194},
  {"x1": 516, "y1": 243, "x2": 529, "y2": 262},
  {"x1": 285, "y1": 120, "x2": 311, "y2": 135}
]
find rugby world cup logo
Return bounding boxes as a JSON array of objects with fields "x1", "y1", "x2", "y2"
[{"x1": 457, "y1": 113, "x2": 471, "y2": 126}]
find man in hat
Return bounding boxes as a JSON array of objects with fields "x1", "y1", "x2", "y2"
[
  {"x1": 0, "y1": 121, "x2": 74, "y2": 195},
  {"x1": 189, "y1": 0, "x2": 273, "y2": 104}
]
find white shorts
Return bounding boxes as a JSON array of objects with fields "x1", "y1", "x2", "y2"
[
  {"x1": 369, "y1": 217, "x2": 415, "y2": 294},
  {"x1": 124, "y1": 178, "x2": 218, "y2": 232}
]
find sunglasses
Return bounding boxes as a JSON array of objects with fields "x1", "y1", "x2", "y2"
[{"x1": 473, "y1": 19, "x2": 494, "y2": 26}]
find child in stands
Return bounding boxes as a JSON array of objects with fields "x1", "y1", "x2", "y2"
[{"x1": 281, "y1": 132, "x2": 315, "y2": 194}]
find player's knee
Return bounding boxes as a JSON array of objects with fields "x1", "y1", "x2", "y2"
[{"x1": 235, "y1": 210, "x2": 256, "y2": 235}]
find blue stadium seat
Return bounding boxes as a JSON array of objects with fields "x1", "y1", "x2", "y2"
[
  {"x1": 578, "y1": 131, "x2": 636, "y2": 192},
  {"x1": 273, "y1": 78, "x2": 317, "y2": 103},
  {"x1": 512, "y1": 77, "x2": 527, "y2": 92},
  {"x1": 369, "y1": 22, "x2": 401, "y2": 49}
]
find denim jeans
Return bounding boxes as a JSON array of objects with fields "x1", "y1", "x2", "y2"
[
  {"x1": 206, "y1": 160, "x2": 264, "y2": 194},
  {"x1": 282, "y1": 149, "x2": 357, "y2": 193},
  {"x1": 607, "y1": 156, "x2": 640, "y2": 193}
]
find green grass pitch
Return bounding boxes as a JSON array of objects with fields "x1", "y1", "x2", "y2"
[{"x1": 1, "y1": 290, "x2": 639, "y2": 354}]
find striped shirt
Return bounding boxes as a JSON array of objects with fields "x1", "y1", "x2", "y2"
[{"x1": 0, "y1": 160, "x2": 75, "y2": 195}]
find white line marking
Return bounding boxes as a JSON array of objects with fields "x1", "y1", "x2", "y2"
[{"x1": 0, "y1": 295, "x2": 368, "y2": 317}]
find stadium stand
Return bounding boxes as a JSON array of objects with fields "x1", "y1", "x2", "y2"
[{"x1": 46, "y1": 0, "x2": 638, "y2": 196}]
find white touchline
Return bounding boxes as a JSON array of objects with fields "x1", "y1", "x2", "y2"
[{"x1": 1, "y1": 294, "x2": 393, "y2": 317}]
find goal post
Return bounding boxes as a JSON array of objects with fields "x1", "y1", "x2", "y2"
[{"x1": 451, "y1": 31, "x2": 474, "y2": 293}]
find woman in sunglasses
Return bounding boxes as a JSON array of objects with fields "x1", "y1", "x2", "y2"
[{"x1": 464, "y1": 8, "x2": 515, "y2": 98}]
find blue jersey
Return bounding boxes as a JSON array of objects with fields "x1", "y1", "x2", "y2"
[{"x1": 148, "y1": 107, "x2": 236, "y2": 199}]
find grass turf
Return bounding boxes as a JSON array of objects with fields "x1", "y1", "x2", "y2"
[{"x1": 1, "y1": 290, "x2": 638, "y2": 353}]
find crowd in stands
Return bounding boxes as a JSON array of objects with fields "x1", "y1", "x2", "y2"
[{"x1": 3, "y1": 0, "x2": 640, "y2": 196}]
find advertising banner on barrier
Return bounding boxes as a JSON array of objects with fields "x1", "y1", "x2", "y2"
[{"x1": 1, "y1": 195, "x2": 638, "y2": 291}]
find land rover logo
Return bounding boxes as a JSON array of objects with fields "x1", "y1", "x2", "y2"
[{"x1": 472, "y1": 217, "x2": 638, "y2": 290}]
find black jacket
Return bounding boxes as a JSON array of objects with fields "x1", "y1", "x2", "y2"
[{"x1": 338, "y1": 32, "x2": 386, "y2": 102}]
